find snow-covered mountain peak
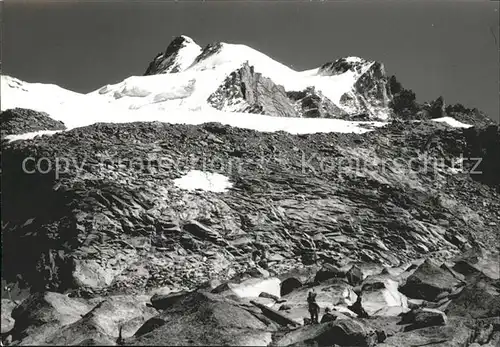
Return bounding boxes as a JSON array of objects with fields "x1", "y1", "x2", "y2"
[
  {"x1": 144, "y1": 35, "x2": 202, "y2": 75},
  {"x1": 2, "y1": 36, "x2": 398, "y2": 125},
  {"x1": 187, "y1": 41, "x2": 296, "y2": 79}
]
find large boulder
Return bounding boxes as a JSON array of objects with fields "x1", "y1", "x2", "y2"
[
  {"x1": 358, "y1": 278, "x2": 408, "y2": 317},
  {"x1": 379, "y1": 317, "x2": 475, "y2": 347},
  {"x1": 401, "y1": 308, "x2": 447, "y2": 331},
  {"x1": 452, "y1": 249, "x2": 500, "y2": 281},
  {"x1": 1, "y1": 299, "x2": 17, "y2": 334},
  {"x1": 45, "y1": 294, "x2": 157, "y2": 345},
  {"x1": 129, "y1": 292, "x2": 273, "y2": 346},
  {"x1": 400, "y1": 259, "x2": 462, "y2": 301},
  {"x1": 275, "y1": 318, "x2": 378, "y2": 346},
  {"x1": 346, "y1": 263, "x2": 384, "y2": 286},
  {"x1": 314, "y1": 263, "x2": 354, "y2": 283},
  {"x1": 10, "y1": 292, "x2": 92, "y2": 345},
  {"x1": 445, "y1": 277, "x2": 500, "y2": 319},
  {"x1": 278, "y1": 267, "x2": 320, "y2": 286},
  {"x1": 150, "y1": 291, "x2": 189, "y2": 310}
]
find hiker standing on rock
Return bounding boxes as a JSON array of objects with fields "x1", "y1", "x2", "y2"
[{"x1": 307, "y1": 291, "x2": 319, "y2": 324}]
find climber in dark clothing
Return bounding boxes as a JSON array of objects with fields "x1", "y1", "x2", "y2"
[
  {"x1": 307, "y1": 291, "x2": 320, "y2": 324},
  {"x1": 116, "y1": 325, "x2": 124, "y2": 346}
]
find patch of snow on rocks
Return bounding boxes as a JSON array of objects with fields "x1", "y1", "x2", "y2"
[
  {"x1": 231, "y1": 278, "x2": 281, "y2": 299},
  {"x1": 432, "y1": 117, "x2": 472, "y2": 128},
  {"x1": 173, "y1": 170, "x2": 233, "y2": 192}
]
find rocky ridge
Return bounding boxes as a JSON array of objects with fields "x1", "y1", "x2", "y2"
[
  {"x1": 1, "y1": 107, "x2": 499, "y2": 345},
  {"x1": 340, "y1": 61, "x2": 392, "y2": 119}
]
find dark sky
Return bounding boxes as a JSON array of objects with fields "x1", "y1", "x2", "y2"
[{"x1": 2, "y1": 0, "x2": 499, "y2": 121}]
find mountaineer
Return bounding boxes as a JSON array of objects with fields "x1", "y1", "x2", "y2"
[
  {"x1": 116, "y1": 326, "x2": 124, "y2": 345},
  {"x1": 307, "y1": 291, "x2": 320, "y2": 324}
]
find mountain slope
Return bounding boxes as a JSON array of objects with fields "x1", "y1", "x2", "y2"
[{"x1": 2, "y1": 117, "x2": 498, "y2": 296}]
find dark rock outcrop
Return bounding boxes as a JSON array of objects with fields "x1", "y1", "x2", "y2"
[
  {"x1": 462, "y1": 125, "x2": 500, "y2": 189},
  {"x1": 318, "y1": 57, "x2": 367, "y2": 76},
  {"x1": 341, "y1": 61, "x2": 392, "y2": 118},
  {"x1": 286, "y1": 87, "x2": 348, "y2": 119},
  {"x1": 280, "y1": 278, "x2": 302, "y2": 297},
  {"x1": 400, "y1": 259, "x2": 462, "y2": 301},
  {"x1": 150, "y1": 291, "x2": 188, "y2": 310},
  {"x1": 1, "y1": 299, "x2": 16, "y2": 334},
  {"x1": 9, "y1": 292, "x2": 91, "y2": 345},
  {"x1": 275, "y1": 318, "x2": 378, "y2": 347},
  {"x1": 427, "y1": 96, "x2": 446, "y2": 119},
  {"x1": 208, "y1": 62, "x2": 299, "y2": 118}
]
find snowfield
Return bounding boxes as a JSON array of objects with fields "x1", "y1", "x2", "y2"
[
  {"x1": 1, "y1": 73, "x2": 387, "y2": 135},
  {"x1": 3, "y1": 130, "x2": 63, "y2": 143}
]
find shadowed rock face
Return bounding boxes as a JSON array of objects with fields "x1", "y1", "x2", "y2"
[
  {"x1": 286, "y1": 87, "x2": 348, "y2": 119},
  {"x1": 275, "y1": 318, "x2": 378, "y2": 346},
  {"x1": 9, "y1": 292, "x2": 92, "y2": 345},
  {"x1": 462, "y1": 125, "x2": 500, "y2": 189},
  {"x1": 318, "y1": 57, "x2": 368, "y2": 76}
]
